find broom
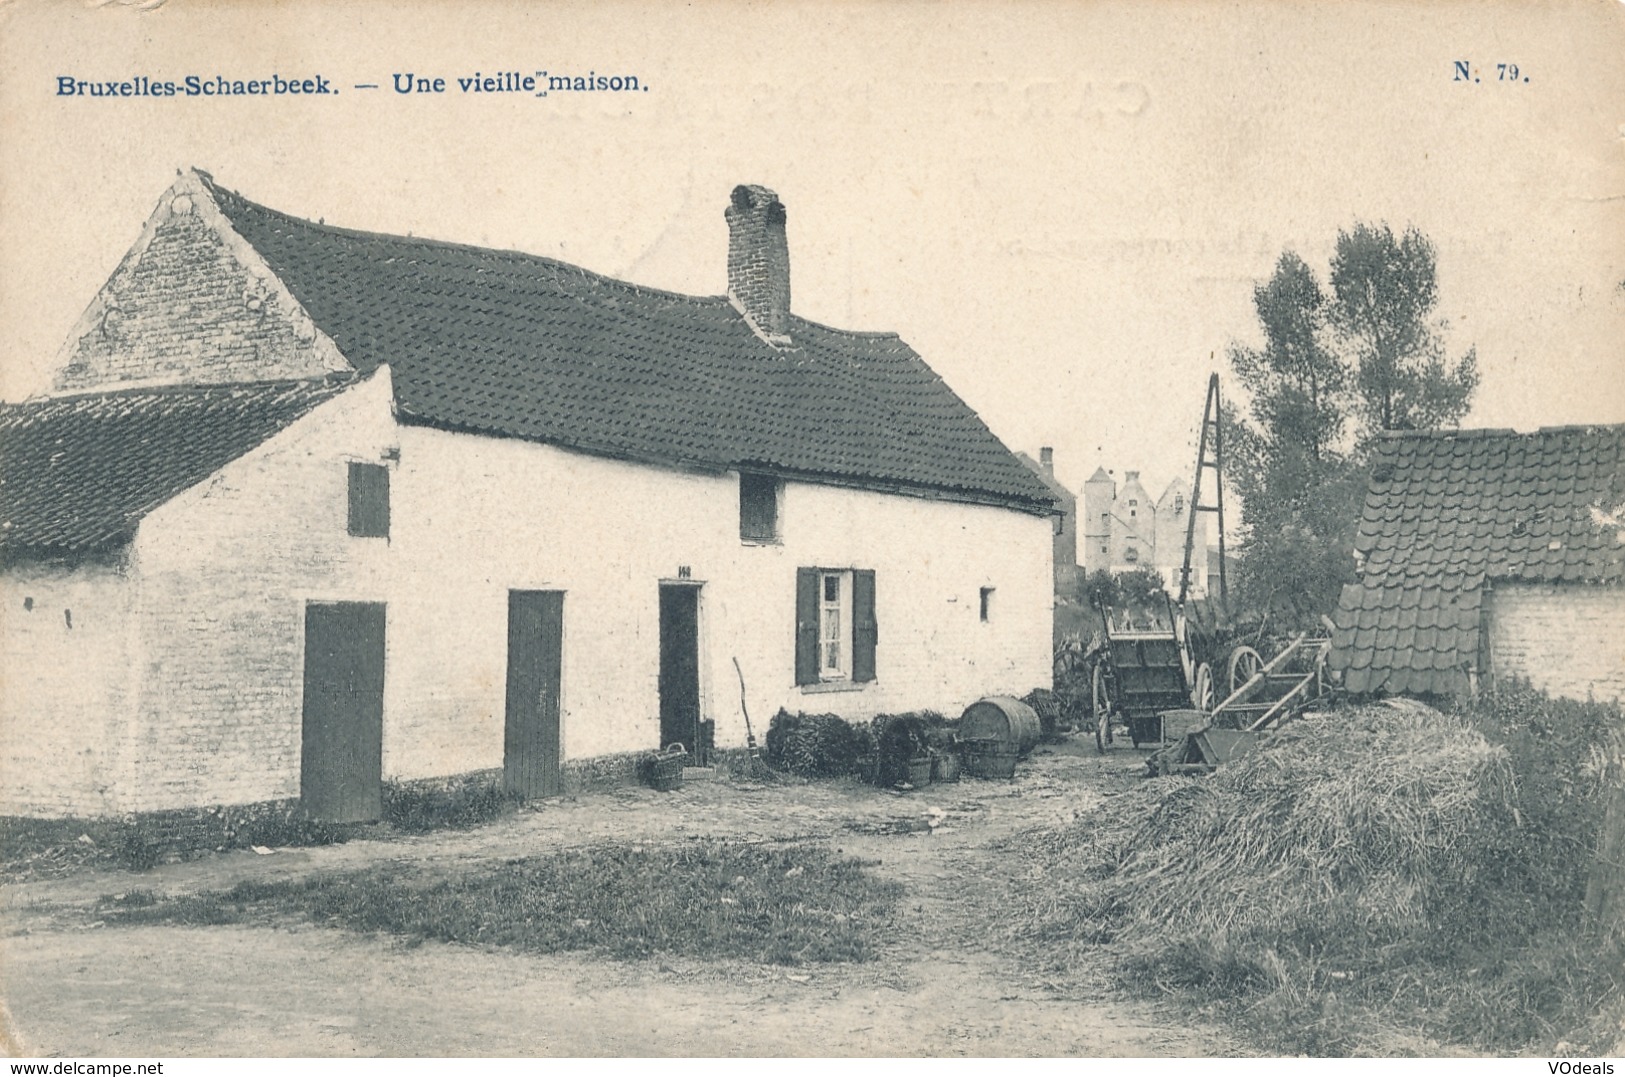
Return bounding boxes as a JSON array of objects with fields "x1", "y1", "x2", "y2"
[{"x1": 732, "y1": 656, "x2": 759, "y2": 754}]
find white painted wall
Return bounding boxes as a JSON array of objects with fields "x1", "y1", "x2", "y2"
[
  {"x1": 0, "y1": 561, "x2": 134, "y2": 816},
  {"x1": 4, "y1": 365, "x2": 1053, "y2": 814},
  {"x1": 384, "y1": 425, "x2": 1053, "y2": 778},
  {"x1": 117, "y1": 370, "x2": 397, "y2": 813}
]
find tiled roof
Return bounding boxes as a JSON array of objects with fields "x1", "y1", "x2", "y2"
[
  {"x1": 200, "y1": 175, "x2": 1055, "y2": 513},
  {"x1": 1330, "y1": 424, "x2": 1625, "y2": 695},
  {"x1": 1015, "y1": 452, "x2": 1075, "y2": 505},
  {"x1": 0, "y1": 378, "x2": 352, "y2": 558}
]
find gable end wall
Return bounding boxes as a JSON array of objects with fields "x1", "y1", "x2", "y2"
[{"x1": 55, "y1": 182, "x2": 346, "y2": 393}]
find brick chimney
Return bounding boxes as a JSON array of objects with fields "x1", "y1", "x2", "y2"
[
  {"x1": 725, "y1": 184, "x2": 791, "y2": 344},
  {"x1": 1040, "y1": 447, "x2": 1055, "y2": 475}
]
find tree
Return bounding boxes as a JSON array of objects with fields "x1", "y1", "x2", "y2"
[
  {"x1": 1115, "y1": 567, "x2": 1169, "y2": 611},
  {"x1": 1224, "y1": 225, "x2": 1478, "y2": 623},
  {"x1": 1080, "y1": 568, "x2": 1120, "y2": 612},
  {"x1": 1328, "y1": 222, "x2": 1479, "y2": 437},
  {"x1": 1225, "y1": 251, "x2": 1359, "y2": 621}
]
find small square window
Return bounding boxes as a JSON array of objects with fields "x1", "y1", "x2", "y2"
[
  {"x1": 979, "y1": 587, "x2": 994, "y2": 622},
  {"x1": 739, "y1": 472, "x2": 780, "y2": 543},
  {"x1": 348, "y1": 462, "x2": 390, "y2": 537}
]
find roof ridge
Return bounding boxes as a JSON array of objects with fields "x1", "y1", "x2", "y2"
[{"x1": 1, "y1": 372, "x2": 357, "y2": 408}]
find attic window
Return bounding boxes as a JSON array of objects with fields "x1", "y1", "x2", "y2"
[
  {"x1": 1174, "y1": 495, "x2": 1185, "y2": 514},
  {"x1": 980, "y1": 587, "x2": 995, "y2": 622},
  {"x1": 348, "y1": 462, "x2": 390, "y2": 538},
  {"x1": 739, "y1": 472, "x2": 780, "y2": 543},
  {"x1": 1124, "y1": 548, "x2": 1139, "y2": 564}
]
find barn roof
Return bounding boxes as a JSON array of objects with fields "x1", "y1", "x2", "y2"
[
  {"x1": 197, "y1": 173, "x2": 1055, "y2": 514},
  {"x1": 0, "y1": 377, "x2": 353, "y2": 559},
  {"x1": 1329, "y1": 423, "x2": 1625, "y2": 696}
]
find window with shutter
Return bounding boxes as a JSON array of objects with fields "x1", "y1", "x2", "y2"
[
  {"x1": 739, "y1": 473, "x2": 781, "y2": 543},
  {"x1": 795, "y1": 567, "x2": 876, "y2": 686}
]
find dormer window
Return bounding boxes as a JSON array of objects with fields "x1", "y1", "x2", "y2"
[
  {"x1": 739, "y1": 472, "x2": 781, "y2": 543},
  {"x1": 347, "y1": 462, "x2": 390, "y2": 538}
]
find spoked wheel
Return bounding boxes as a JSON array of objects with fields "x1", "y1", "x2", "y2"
[
  {"x1": 1191, "y1": 662, "x2": 1214, "y2": 712},
  {"x1": 1092, "y1": 662, "x2": 1116, "y2": 753},
  {"x1": 1228, "y1": 645, "x2": 1263, "y2": 695}
]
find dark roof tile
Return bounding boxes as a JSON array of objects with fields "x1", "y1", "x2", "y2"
[
  {"x1": 0, "y1": 378, "x2": 353, "y2": 557},
  {"x1": 200, "y1": 175, "x2": 1055, "y2": 513}
]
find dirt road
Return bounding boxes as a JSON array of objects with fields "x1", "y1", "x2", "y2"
[{"x1": 1, "y1": 742, "x2": 1243, "y2": 1057}]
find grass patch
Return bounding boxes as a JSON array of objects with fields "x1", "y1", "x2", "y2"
[
  {"x1": 1009, "y1": 697, "x2": 1625, "y2": 1056},
  {"x1": 99, "y1": 841, "x2": 902, "y2": 965}
]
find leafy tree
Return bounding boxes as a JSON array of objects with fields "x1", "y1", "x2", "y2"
[
  {"x1": 1080, "y1": 568, "x2": 1120, "y2": 611},
  {"x1": 1328, "y1": 222, "x2": 1480, "y2": 436},
  {"x1": 1115, "y1": 567, "x2": 1169, "y2": 611},
  {"x1": 1223, "y1": 225, "x2": 1478, "y2": 623},
  {"x1": 1224, "y1": 251, "x2": 1359, "y2": 621}
]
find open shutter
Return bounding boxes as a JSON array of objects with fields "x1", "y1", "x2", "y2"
[
  {"x1": 795, "y1": 568, "x2": 819, "y2": 686},
  {"x1": 853, "y1": 569, "x2": 877, "y2": 683}
]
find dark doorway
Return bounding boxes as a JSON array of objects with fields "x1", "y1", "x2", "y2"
[
  {"x1": 301, "y1": 601, "x2": 386, "y2": 823},
  {"x1": 659, "y1": 584, "x2": 701, "y2": 755},
  {"x1": 505, "y1": 590, "x2": 565, "y2": 798}
]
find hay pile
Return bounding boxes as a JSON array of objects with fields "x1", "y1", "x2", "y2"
[
  {"x1": 1094, "y1": 704, "x2": 1514, "y2": 967},
  {"x1": 1014, "y1": 696, "x2": 1625, "y2": 1053}
]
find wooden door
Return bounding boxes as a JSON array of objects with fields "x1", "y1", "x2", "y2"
[
  {"x1": 301, "y1": 601, "x2": 386, "y2": 822},
  {"x1": 659, "y1": 584, "x2": 701, "y2": 753},
  {"x1": 505, "y1": 590, "x2": 565, "y2": 798}
]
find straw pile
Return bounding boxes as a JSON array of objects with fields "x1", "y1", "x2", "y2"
[
  {"x1": 1094, "y1": 705, "x2": 1514, "y2": 964},
  {"x1": 1016, "y1": 696, "x2": 1625, "y2": 1053}
]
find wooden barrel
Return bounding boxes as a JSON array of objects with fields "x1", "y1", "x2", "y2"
[{"x1": 959, "y1": 696, "x2": 1042, "y2": 756}]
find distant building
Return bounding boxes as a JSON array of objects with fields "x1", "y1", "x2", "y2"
[
  {"x1": 1017, "y1": 447, "x2": 1079, "y2": 595},
  {"x1": 1080, "y1": 468, "x2": 1208, "y2": 596}
]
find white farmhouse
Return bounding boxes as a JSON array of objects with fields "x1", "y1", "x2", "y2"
[{"x1": 0, "y1": 171, "x2": 1056, "y2": 820}]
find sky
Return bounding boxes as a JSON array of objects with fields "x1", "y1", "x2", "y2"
[{"x1": 1, "y1": 0, "x2": 1621, "y2": 501}]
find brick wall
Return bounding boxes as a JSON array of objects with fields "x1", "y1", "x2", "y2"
[
  {"x1": 54, "y1": 173, "x2": 347, "y2": 393},
  {"x1": 1486, "y1": 582, "x2": 1625, "y2": 703},
  {"x1": 0, "y1": 560, "x2": 133, "y2": 816},
  {"x1": 119, "y1": 371, "x2": 396, "y2": 812}
]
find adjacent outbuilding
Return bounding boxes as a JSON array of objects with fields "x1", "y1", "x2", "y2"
[{"x1": 1329, "y1": 424, "x2": 1625, "y2": 702}]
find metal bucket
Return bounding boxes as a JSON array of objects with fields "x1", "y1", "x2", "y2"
[{"x1": 958, "y1": 696, "x2": 1042, "y2": 756}]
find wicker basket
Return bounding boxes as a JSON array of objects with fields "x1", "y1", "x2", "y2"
[{"x1": 647, "y1": 747, "x2": 686, "y2": 792}]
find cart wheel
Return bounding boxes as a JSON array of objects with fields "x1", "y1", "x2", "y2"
[
  {"x1": 1228, "y1": 646, "x2": 1263, "y2": 695},
  {"x1": 1192, "y1": 662, "x2": 1214, "y2": 711},
  {"x1": 1092, "y1": 663, "x2": 1114, "y2": 753}
]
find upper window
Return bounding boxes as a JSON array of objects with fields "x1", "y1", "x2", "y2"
[
  {"x1": 1124, "y1": 547, "x2": 1139, "y2": 564},
  {"x1": 347, "y1": 462, "x2": 390, "y2": 538},
  {"x1": 739, "y1": 473, "x2": 780, "y2": 543},
  {"x1": 980, "y1": 586, "x2": 995, "y2": 623},
  {"x1": 1052, "y1": 516, "x2": 1064, "y2": 536},
  {"x1": 796, "y1": 567, "x2": 876, "y2": 686},
  {"x1": 1174, "y1": 494, "x2": 1185, "y2": 514},
  {"x1": 1128, "y1": 499, "x2": 1138, "y2": 507}
]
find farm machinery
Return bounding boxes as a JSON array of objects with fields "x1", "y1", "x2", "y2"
[{"x1": 1080, "y1": 374, "x2": 1335, "y2": 767}]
